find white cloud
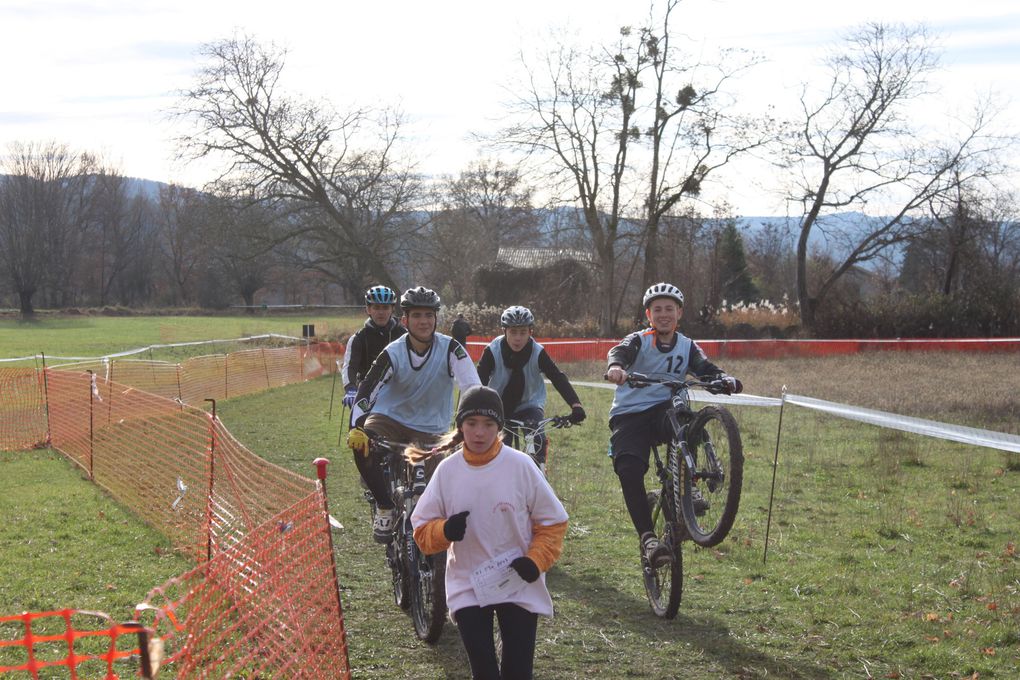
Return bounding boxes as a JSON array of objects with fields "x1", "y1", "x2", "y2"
[{"x1": 1, "y1": 0, "x2": 1017, "y2": 212}]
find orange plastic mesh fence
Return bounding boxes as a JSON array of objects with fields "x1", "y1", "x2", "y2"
[
  {"x1": 0, "y1": 609, "x2": 148, "y2": 679},
  {"x1": 136, "y1": 490, "x2": 351, "y2": 679},
  {"x1": 0, "y1": 367, "x2": 47, "y2": 450},
  {"x1": 1, "y1": 340, "x2": 349, "y2": 677},
  {"x1": 1, "y1": 343, "x2": 341, "y2": 453}
]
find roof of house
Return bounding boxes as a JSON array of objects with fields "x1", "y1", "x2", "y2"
[{"x1": 495, "y1": 247, "x2": 594, "y2": 269}]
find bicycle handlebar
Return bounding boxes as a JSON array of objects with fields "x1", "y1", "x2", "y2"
[
  {"x1": 503, "y1": 415, "x2": 576, "y2": 433},
  {"x1": 622, "y1": 371, "x2": 734, "y2": 395}
]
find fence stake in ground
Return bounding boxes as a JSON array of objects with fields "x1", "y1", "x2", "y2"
[
  {"x1": 328, "y1": 359, "x2": 339, "y2": 421},
  {"x1": 204, "y1": 398, "x2": 217, "y2": 562},
  {"x1": 313, "y1": 456, "x2": 353, "y2": 679},
  {"x1": 763, "y1": 385, "x2": 787, "y2": 566}
]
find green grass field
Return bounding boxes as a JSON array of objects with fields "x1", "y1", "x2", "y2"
[
  {"x1": 0, "y1": 313, "x2": 362, "y2": 359},
  {"x1": 1, "y1": 319, "x2": 1018, "y2": 678}
]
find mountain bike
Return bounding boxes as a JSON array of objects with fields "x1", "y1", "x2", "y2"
[
  {"x1": 628, "y1": 372, "x2": 744, "y2": 548},
  {"x1": 502, "y1": 415, "x2": 575, "y2": 474},
  {"x1": 626, "y1": 372, "x2": 744, "y2": 618},
  {"x1": 365, "y1": 436, "x2": 447, "y2": 643}
]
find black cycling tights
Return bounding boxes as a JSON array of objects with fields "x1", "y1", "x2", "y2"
[
  {"x1": 353, "y1": 449, "x2": 393, "y2": 511},
  {"x1": 615, "y1": 454, "x2": 654, "y2": 537},
  {"x1": 455, "y1": 603, "x2": 538, "y2": 680}
]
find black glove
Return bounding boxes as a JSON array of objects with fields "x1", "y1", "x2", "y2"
[
  {"x1": 569, "y1": 405, "x2": 586, "y2": 424},
  {"x1": 707, "y1": 375, "x2": 742, "y2": 395},
  {"x1": 443, "y1": 510, "x2": 470, "y2": 542},
  {"x1": 510, "y1": 556, "x2": 540, "y2": 583}
]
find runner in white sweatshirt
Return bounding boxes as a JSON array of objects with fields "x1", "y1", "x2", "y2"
[{"x1": 411, "y1": 385, "x2": 568, "y2": 680}]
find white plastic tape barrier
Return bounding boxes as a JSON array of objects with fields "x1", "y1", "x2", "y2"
[
  {"x1": 785, "y1": 394, "x2": 1020, "y2": 454},
  {"x1": 573, "y1": 381, "x2": 1019, "y2": 454}
]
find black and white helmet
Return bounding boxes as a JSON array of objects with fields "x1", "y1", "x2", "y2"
[
  {"x1": 399, "y1": 286, "x2": 441, "y2": 311},
  {"x1": 642, "y1": 282, "x2": 684, "y2": 308},
  {"x1": 500, "y1": 305, "x2": 535, "y2": 328}
]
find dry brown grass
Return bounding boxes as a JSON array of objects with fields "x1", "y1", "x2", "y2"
[
  {"x1": 725, "y1": 351, "x2": 1020, "y2": 434},
  {"x1": 568, "y1": 351, "x2": 1019, "y2": 434}
]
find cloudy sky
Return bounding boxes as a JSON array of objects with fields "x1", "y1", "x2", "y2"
[{"x1": 2, "y1": 0, "x2": 1018, "y2": 215}]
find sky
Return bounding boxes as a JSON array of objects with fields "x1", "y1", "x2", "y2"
[{"x1": 2, "y1": 0, "x2": 1019, "y2": 216}]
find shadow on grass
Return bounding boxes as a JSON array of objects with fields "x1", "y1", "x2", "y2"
[{"x1": 548, "y1": 564, "x2": 832, "y2": 680}]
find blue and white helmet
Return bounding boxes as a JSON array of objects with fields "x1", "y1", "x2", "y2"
[
  {"x1": 500, "y1": 305, "x2": 535, "y2": 328},
  {"x1": 642, "y1": 282, "x2": 684, "y2": 308},
  {"x1": 365, "y1": 285, "x2": 397, "y2": 305}
]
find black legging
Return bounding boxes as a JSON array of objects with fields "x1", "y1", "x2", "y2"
[{"x1": 455, "y1": 603, "x2": 538, "y2": 680}]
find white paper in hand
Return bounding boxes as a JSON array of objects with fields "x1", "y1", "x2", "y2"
[{"x1": 470, "y1": 548, "x2": 527, "y2": 606}]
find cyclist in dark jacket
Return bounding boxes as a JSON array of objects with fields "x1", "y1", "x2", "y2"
[
  {"x1": 605, "y1": 283, "x2": 742, "y2": 568},
  {"x1": 341, "y1": 286, "x2": 407, "y2": 407},
  {"x1": 477, "y1": 306, "x2": 585, "y2": 472}
]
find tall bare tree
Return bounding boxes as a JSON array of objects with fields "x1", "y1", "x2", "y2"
[
  {"x1": 154, "y1": 184, "x2": 207, "y2": 306},
  {"x1": 786, "y1": 22, "x2": 1012, "y2": 328},
  {"x1": 0, "y1": 141, "x2": 95, "y2": 316},
  {"x1": 502, "y1": 1, "x2": 768, "y2": 333},
  {"x1": 174, "y1": 34, "x2": 422, "y2": 295}
]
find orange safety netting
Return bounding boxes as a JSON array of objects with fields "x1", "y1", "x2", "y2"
[
  {"x1": 135, "y1": 489, "x2": 350, "y2": 679},
  {"x1": 1, "y1": 340, "x2": 350, "y2": 678},
  {"x1": 1, "y1": 343, "x2": 341, "y2": 453},
  {"x1": 0, "y1": 609, "x2": 151, "y2": 679},
  {"x1": 0, "y1": 367, "x2": 47, "y2": 451}
]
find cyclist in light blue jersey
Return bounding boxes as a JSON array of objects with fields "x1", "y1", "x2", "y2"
[
  {"x1": 347, "y1": 286, "x2": 480, "y2": 542},
  {"x1": 604, "y1": 283, "x2": 742, "y2": 567}
]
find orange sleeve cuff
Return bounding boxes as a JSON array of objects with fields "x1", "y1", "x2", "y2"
[
  {"x1": 526, "y1": 520, "x2": 568, "y2": 573},
  {"x1": 414, "y1": 518, "x2": 452, "y2": 555}
]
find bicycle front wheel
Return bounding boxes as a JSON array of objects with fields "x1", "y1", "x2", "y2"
[
  {"x1": 642, "y1": 489, "x2": 683, "y2": 619},
  {"x1": 680, "y1": 405, "x2": 743, "y2": 547},
  {"x1": 410, "y1": 546, "x2": 447, "y2": 643}
]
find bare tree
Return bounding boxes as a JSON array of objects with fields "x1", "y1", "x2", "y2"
[
  {"x1": 154, "y1": 184, "x2": 207, "y2": 306},
  {"x1": 0, "y1": 141, "x2": 95, "y2": 316},
  {"x1": 89, "y1": 169, "x2": 154, "y2": 305},
  {"x1": 422, "y1": 159, "x2": 539, "y2": 301},
  {"x1": 786, "y1": 23, "x2": 1012, "y2": 328},
  {"x1": 173, "y1": 34, "x2": 422, "y2": 295},
  {"x1": 502, "y1": 1, "x2": 768, "y2": 333}
]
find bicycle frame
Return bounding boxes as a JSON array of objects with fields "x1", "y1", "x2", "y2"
[{"x1": 502, "y1": 415, "x2": 573, "y2": 471}]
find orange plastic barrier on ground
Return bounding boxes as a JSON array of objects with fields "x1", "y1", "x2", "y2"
[{"x1": 0, "y1": 609, "x2": 151, "y2": 679}]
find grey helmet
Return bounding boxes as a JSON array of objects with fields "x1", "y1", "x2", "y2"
[
  {"x1": 500, "y1": 305, "x2": 535, "y2": 327},
  {"x1": 364, "y1": 285, "x2": 397, "y2": 305},
  {"x1": 399, "y1": 286, "x2": 441, "y2": 311},
  {"x1": 642, "y1": 282, "x2": 684, "y2": 308}
]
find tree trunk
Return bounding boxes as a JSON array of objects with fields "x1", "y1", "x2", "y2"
[{"x1": 18, "y1": 289, "x2": 35, "y2": 317}]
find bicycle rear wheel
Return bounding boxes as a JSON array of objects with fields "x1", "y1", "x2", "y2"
[
  {"x1": 642, "y1": 489, "x2": 683, "y2": 619},
  {"x1": 680, "y1": 405, "x2": 743, "y2": 547},
  {"x1": 410, "y1": 546, "x2": 447, "y2": 643}
]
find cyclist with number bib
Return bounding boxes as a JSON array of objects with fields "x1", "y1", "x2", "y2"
[
  {"x1": 347, "y1": 286, "x2": 481, "y2": 543},
  {"x1": 340, "y1": 285, "x2": 407, "y2": 411},
  {"x1": 477, "y1": 305, "x2": 586, "y2": 473},
  {"x1": 410, "y1": 385, "x2": 568, "y2": 680},
  {"x1": 604, "y1": 283, "x2": 742, "y2": 567}
]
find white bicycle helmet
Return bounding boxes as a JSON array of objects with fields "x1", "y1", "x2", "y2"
[
  {"x1": 500, "y1": 306, "x2": 535, "y2": 327},
  {"x1": 642, "y1": 282, "x2": 684, "y2": 308}
]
